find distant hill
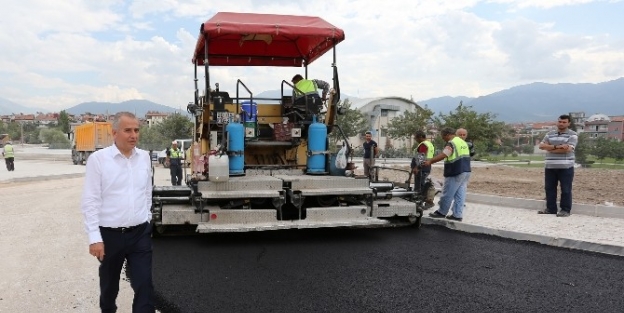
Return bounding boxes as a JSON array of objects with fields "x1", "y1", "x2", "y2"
[
  {"x1": 0, "y1": 97, "x2": 47, "y2": 115},
  {"x1": 418, "y1": 78, "x2": 624, "y2": 122},
  {"x1": 467, "y1": 78, "x2": 624, "y2": 122},
  {"x1": 64, "y1": 100, "x2": 183, "y2": 117},
  {"x1": 4, "y1": 78, "x2": 624, "y2": 122},
  {"x1": 417, "y1": 96, "x2": 475, "y2": 113}
]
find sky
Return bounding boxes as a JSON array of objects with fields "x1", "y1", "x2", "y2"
[{"x1": 1, "y1": 0, "x2": 624, "y2": 111}]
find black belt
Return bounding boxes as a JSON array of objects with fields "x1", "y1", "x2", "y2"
[{"x1": 100, "y1": 222, "x2": 147, "y2": 233}]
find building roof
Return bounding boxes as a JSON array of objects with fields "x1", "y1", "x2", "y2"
[
  {"x1": 586, "y1": 113, "x2": 610, "y2": 122},
  {"x1": 348, "y1": 96, "x2": 420, "y2": 110},
  {"x1": 609, "y1": 116, "x2": 624, "y2": 122}
]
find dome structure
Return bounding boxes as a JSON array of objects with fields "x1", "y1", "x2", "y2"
[{"x1": 585, "y1": 113, "x2": 610, "y2": 123}]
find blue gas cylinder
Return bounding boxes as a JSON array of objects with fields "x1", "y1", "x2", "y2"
[
  {"x1": 226, "y1": 121, "x2": 245, "y2": 175},
  {"x1": 307, "y1": 116, "x2": 327, "y2": 173},
  {"x1": 241, "y1": 101, "x2": 257, "y2": 123}
]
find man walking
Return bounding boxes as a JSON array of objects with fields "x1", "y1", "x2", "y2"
[
  {"x1": 537, "y1": 114, "x2": 577, "y2": 217},
  {"x1": 80, "y1": 111, "x2": 155, "y2": 312},
  {"x1": 2, "y1": 141, "x2": 15, "y2": 171},
  {"x1": 411, "y1": 131, "x2": 435, "y2": 208},
  {"x1": 166, "y1": 141, "x2": 183, "y2": 186},
  {"x1": 423, "y1": 128, "x2": 471, "y2": 221},
  {"x1": 362, "y1": 131, "x2": 378, "y2": 179}
]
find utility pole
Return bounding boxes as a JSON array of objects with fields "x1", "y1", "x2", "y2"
[{"x1": 20, "y1": 122, "x2": 23, "y2": 145}]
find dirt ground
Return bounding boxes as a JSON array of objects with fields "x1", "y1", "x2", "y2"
[{"x1": 373, "y1": 165, "x2": 624, "y2": 207}]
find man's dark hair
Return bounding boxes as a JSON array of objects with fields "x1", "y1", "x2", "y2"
[
  {"x1": 414, "y1": 130, "x2": 426, "y2": 139},
  {"x1": 440, "y1": 127, "x2": 455, "y2": 137},
  {"x1": 291, "y1": 74, "x2": 304, "y2": 83},
  {"x1": 365, "y1": 131, "x2": 372, "y2": 135},
  {"x1": 559, "y1": 114, "x2": 571, "y2": 122}
]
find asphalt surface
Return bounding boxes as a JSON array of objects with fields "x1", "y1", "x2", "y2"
[{"x1": 151, "y1": 226, "x2": 624, "y2": 313}]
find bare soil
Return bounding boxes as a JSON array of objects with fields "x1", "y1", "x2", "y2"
[{"x1": 372, "y1": 165, "x2": 624, "y2": 207}]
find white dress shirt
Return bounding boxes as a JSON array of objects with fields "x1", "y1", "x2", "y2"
[{"x1": 81, "y1": 144, "x2": 153, "y2": 244}]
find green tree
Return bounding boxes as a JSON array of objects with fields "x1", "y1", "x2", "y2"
[
  {"x1": 58, "y1": 110, "x2": 71, "y2": 133},
  {"x1": 40, "y1": 128, "x2": 71, "y2": 149},
  {"x1": 502, "y1": 145, "x2": 513, "y2": 157},
  {"x1": 137, "y1": 125, "x2": 169, "y2": 151},
  {"x1": 386, "y1": 104, "x2": 435, "y2": 149},
  {"x1": 432, "y1": 101, "x2": 509, "y2": 155},
  {"x1": 592, "y1": 137, "x2": 613, "y2": 163},
  {"x1": 153, "y1": 113, "x2": 193, "y2": 140},
  {"x1": 7, "y1": 122, "x2": 21, "y2": 141},
  {"x1": 612, "y1": 140, "x2": 624, "y2": 164},
  {"x1": 573, "y1": 133, "x2": 590, "y2": 165},
  {"x1": 330, "y1": 99, "x2": 368, "y2": 145},
  {"x1": 25, "y1": 128, "x2": 42, "y2": 144},
  {"x1": 521, "y1": 144, "x2": 534, "y2": 154}
]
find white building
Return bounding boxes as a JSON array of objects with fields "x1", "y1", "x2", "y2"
[
  {"x1": 347, "y1": 97, "x2": 421, "y2": 150},
  {"x1": 145, "y1": 111, "x2": 171, "y2": 127}
]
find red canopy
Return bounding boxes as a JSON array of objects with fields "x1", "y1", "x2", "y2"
[{"x1": 192, "y1": 12, "x2": 345, "y2": 67}]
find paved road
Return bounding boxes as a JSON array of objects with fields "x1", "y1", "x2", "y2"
[
  {"x1": 151, "y1": 227, "x2": 624, "y2": 313},
  {"x1": 2, "y1": 156, "x2": 622, "y2": 312}
]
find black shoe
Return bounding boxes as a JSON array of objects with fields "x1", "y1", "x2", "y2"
[
  {"x1": 537, "y1": 210, "x2": 556, "y2": 215},
  {"x1": 428, "y1": 211, "x2": 445, "y2": 218},
  {"x1": 446, "y1": 215, "x2": 463, "y2": 222},
  {"x1": 556, "y1": 211, "x2": 571, "y2": 217}
]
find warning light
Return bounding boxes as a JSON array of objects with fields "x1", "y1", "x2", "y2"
[{"x1": 211, "y1": 213, "x2": 217, "y2": 220}]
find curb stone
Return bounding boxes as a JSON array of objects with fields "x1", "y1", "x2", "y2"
[
  {"x1": 466, "y1": 193, "x2": 624, "y2": 219},
  {"x1": 2, "y1": 173, "x2": 85, "y2": 184},
  {"x1": 423, "y1": 217, "x2": 624, "y2": 257}
]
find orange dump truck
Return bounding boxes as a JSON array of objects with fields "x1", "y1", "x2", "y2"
[{"x1": 71, "y1": 122, "x2": 113, "y2": 165}]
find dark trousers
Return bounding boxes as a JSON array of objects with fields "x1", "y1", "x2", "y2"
[
  {"x1": 5, "y1": 157, "x2": 14, "y2": 171},
  {"x1": 293, "y1": 94, "x2": 322, "y2": 115},
  {"x1": 414, "y1": 170, "x2": 431, "y2": 195},
  {"x1": 170, "y1": 163, "x2": 182, "y2": 186},
  {"x1": 99, "y1": 222, "x2": 154, "y2": 313},
  {"x1": 545, "y1": 167, "x2": 574, "y2": 213}
]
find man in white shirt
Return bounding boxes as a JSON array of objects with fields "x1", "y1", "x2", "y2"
[{"x1": 81, "y1": 111, "x2": 154, "y2": 313}]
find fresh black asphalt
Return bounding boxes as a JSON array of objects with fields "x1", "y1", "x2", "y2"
[{"x1": 152, "y1": 226, "x2": 624, "y2": 313}]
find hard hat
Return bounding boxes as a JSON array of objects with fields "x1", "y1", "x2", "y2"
[{"x1": 172, "y1": 141, "x2": 177, "y2": 145}]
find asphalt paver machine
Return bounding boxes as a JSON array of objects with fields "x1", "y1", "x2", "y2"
[{"x1": 151, "y1": 12, "x2": 425, "y2": 235}]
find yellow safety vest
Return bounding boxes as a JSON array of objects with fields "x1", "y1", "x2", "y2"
[
  {"x1": 294, "y1": 79, "x2": 318, "y2": 98},
  {"x1": 416, "y1": 140, "x2": 435, "y2": 160},
  {"x1": 169, "y1": 148, "x2": 182, "y2": 159},
  {"x1": 3, "y1": 144, "x2": 14, "y2": 158},
  {"x1": 443, "y1": 137, "x2": 471, "y2": 177}
]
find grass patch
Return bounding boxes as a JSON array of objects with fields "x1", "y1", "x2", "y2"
[
  {"x1": 506, "y1": 163, "x2": 545, "y2": 168},
  {"x1": 583, "y1": 163, "x2": 624, "y2": 170}
]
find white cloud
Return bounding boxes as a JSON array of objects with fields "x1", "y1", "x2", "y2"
[
  {"x1": 491, "y1": 0, "x2": 610, "y2": 9},
  {"x1": 0, "y1": 0, "x2": 623, "y2": 112}
]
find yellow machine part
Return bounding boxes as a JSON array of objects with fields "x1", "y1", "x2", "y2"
[{"x1": 193, "y1": 101, "x2": 310, "y2": 168}]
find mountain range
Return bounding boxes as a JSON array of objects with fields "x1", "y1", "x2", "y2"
[
  {"x1": 416, "y1": 78, "x2": 624, "y2": 122},
  {"x1": 2, "y1": 78, "x2": 623, "y2": 122},
  {"x1": 0, "y1": 97, "x2": 46, "y2": 115},
  {"x1": 63, "y1": 100, "x2": 184, "y2": 117}
]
